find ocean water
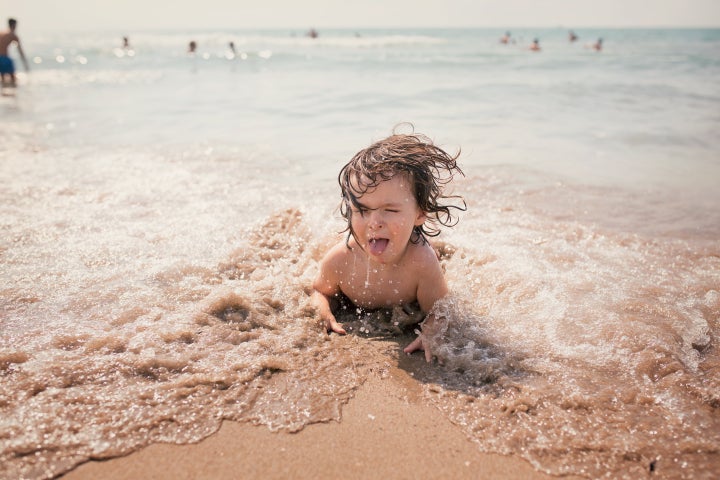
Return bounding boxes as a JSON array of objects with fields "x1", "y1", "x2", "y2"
[{"x1": 1, "y1": 27, "x2": 719, "y2": 479}]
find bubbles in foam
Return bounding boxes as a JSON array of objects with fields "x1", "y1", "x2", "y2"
[
  {"x1": 418, "y1": 176, "x2": 720, "y2": 479},
  {"x1": 1, "y1": 207, "x2": 374, "y2": 479}
]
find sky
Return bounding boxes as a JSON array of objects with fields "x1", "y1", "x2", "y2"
[{"x1": 3, "y1": 0, "x2": 720, "y2": 33}]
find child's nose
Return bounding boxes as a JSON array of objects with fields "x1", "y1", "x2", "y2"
[{"x1": 368, "y1": 210, "x2": 384, "y2": 227}]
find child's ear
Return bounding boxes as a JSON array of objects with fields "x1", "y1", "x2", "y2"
[{"x1": 414, "y1": 210, "x2": 427, "y2": 226}]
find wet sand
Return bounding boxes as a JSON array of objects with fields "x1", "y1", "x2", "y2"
[{"x1": 62, "y1": 362, "x2": 580, "y2": 480}]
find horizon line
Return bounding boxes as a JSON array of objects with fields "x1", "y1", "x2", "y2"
[{"x1": 25, "y1": 24, "x2": 720, "y2": 34}]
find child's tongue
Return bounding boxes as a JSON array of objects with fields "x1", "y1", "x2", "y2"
[{"x1": 369, "y1": 238, "x2": 389, "y2": 256}]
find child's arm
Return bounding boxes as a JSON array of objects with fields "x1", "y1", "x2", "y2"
[
  {"x1": 403, "y1": 247, "x2": 448, "y2": 362},
  {"x1": 312, "y1": 245, "x2": 347, "y2": 335},
  {"x1": 311, "y1": 289, "x2": 346, "y2": 335}
]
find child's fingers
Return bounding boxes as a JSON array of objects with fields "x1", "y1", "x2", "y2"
[
  {"x1": 329, "y1": 321, "x2": 346, "y2": 335},
  {"x1": 403, "y1": 335, "x2": 423, "y2": 354},
  {"x1": 404, "y1": 336, "x2": 434, "y2": 363}
]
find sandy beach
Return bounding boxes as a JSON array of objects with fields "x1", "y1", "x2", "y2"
[{"x1": 63, "y1": 358, "x2": 580, "y2": 480}]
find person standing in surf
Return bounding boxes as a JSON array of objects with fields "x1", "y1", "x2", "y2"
[
  {"x1": 312, "y1": 128, "x2": 465, "y2": 362},
  {"x1": 0, "y1": 18, "x2": 29, "y2": 88}
]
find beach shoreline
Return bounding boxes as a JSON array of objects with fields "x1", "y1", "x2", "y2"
[{"x1": 62, "y1": 362, "x2": 581, "y2": 480}]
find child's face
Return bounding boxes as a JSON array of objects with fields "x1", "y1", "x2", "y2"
[{"x1": 349, "y1": 174, "x2": 426, "y2": 265}]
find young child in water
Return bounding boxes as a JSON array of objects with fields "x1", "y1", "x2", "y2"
[{"x1": 312, "y1": 130, "x2": 465, "y2": 362}]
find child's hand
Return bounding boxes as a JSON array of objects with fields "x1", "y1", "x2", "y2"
[
  {"x1": 403, "y1": 334, "x2": 433, "y2": 363},
  {"x1": 311, "y1": 290, "x2": 346, "y2": 335},
  {"x1": 326, "y1": 318, "x2": 347, "y2": 335}
]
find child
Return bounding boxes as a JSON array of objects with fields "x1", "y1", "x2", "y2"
[{"x1": 312, "y1": 130, "x2": 465, "y2": 362}]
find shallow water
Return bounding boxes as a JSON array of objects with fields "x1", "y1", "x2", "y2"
[{"x1": 2, "y1": 28, "x2": 719, "y2": 479}]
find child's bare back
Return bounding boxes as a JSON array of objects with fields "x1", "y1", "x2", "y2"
[{"x1": 312, "y1": 128, "x2": 465, "y2": 361}]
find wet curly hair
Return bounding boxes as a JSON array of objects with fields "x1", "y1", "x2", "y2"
[{"x1": 338, "y1": 128, "x2": 466, "y2": 246}]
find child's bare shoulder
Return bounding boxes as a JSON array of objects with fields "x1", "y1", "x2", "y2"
[
  {"x1": 315, "y1": 241, "x2": 353, "y2": 294},
  {"x1": 319, "y1": 240, "x2": 354, "y2": 268},
  {"x1": 406, "y1": 240, "x2": 443, "y2": 272}
]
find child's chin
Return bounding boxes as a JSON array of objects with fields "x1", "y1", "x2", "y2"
[
  {"x1": 366, "y1": 249, "x2": 384, "y2": 260},
  {"x1": 369, "y1": 250, "x2": 394, "y2": 264}
]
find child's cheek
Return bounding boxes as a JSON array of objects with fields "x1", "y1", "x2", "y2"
[{"x1": 352, "y1": 214, "x2": 367, "y2": 228}]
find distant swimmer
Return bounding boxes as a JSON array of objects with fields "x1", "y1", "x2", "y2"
[
  {"x1": 568, "y1": 30, "x2": 578, "y2": 42},
  {"x1": 306, "y1": 28, "x2": 318, "y2": 39},
  {"x1": 188, "y1": 40, "x2": 197, "y2": 54},
  {"x1": 225, "y1": 41, "x2": 237, "y2": 60},
  {"x1": 500, "y1": 31, "x2": 511, "y2": 44},
  {"x1": 529, "y1": 38, "x2": 541, "y2": 52},
  {"x1": 113, "y1": 35, "x2": 135, "y2": 58},
  {"x1": 0, "y1": 18, "x2": 29, "y2": 88},
  {"x1": 592, "y1": 38, "x2": 603, "y2": 52}
]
